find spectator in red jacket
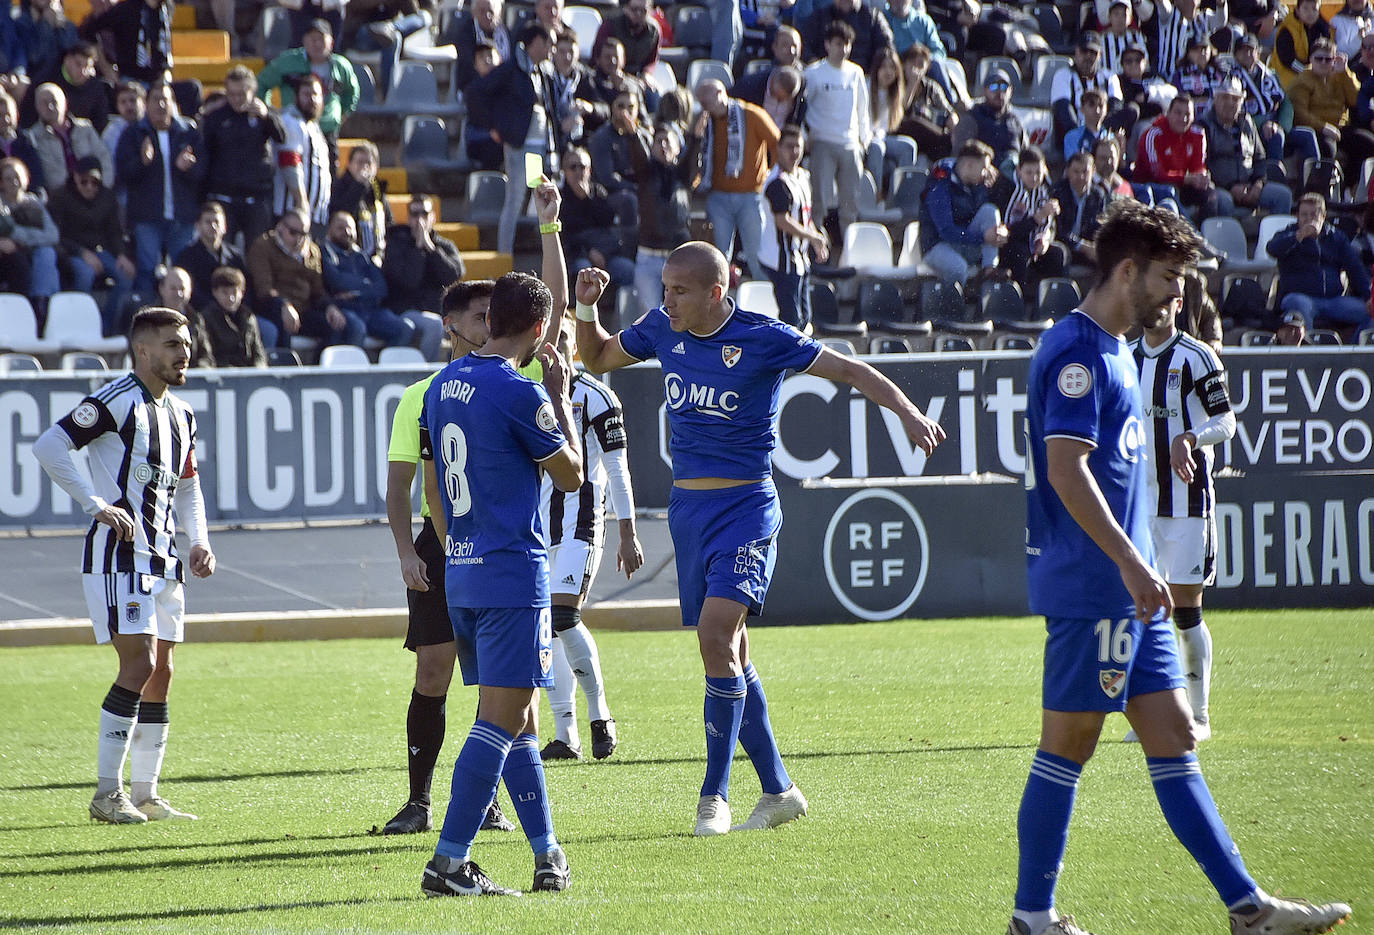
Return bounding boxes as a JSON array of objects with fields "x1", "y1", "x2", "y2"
[{"x1": 1135, "y1": 95, "x2": 1219, "y2": 218}]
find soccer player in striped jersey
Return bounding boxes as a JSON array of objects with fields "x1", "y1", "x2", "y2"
[
  {"x1": 1128, "y1": 293, "x2": 1235, "y2": 742},
  {"x1": 574, "y1": 241, "x2": 944, "y2": 837},
  {"x1": 537, "y1": 316, "x2": 644, "y2": 762},
  {"x1": 1012, "y1": 201, "x2": 1350, "y2": 935},
  {"x1": 33, "y1": 307, "x2": 215, "y2": 825}
]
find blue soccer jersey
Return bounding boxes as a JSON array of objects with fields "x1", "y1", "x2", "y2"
[
  {"x1": 419, "y1": 353, "x2": 568, "y2": 608},
  {"x1": 1026, "y1": 311, "x2": 1155, "y2": 619},
  {"x1": 618, "y1": 302, "x2": 823, "y2": 480}
]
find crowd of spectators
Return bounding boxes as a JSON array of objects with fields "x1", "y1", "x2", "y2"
[{"x1": 3, "y1": 0, "x2": 1374, "y2": 367}]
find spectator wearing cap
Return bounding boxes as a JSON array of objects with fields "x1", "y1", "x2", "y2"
[
  {"x1": 1136, "y1": 95, "x2": 1218, "y2": 218},
  {"x1": 26, "y1": 82, "x2": 113, "y2": 193},
  {"x1": 1274, "y1": 0, "x2": 1333, "y2": 89},
  {"x1": 1201, "y1": 76, "x2": 1294, "y2": 216},
  {"x1": 1331, "y1": 0, "x2": 1374, "y2": 59},
  {"x1": 202, "y1": 65, "x2": 286, "y2": 246},
  {"x1": 1171, "y1": 37, "x2": 1226, "y2": 116},
  {"x1": 114, "y1": 80, "x2": 206, "y2": 298},
  {"x1": 592, "y1": 0, "x2": 661, "y2": 77},
  {"x1": 280, "y1": 0, "x2": 348, "y2": 50},
  {"x1": 47, "y1": 154, "x2": 135, "y2": 334},
  {"x1": 1099, "y1": 1, "x2": 1146, "y2": 75},
  {"x1": 804, "y1": 22, "x2": 871, "y2": 241},
  {"x1": 1289, "y1": 37, "x2": 1374, "y2": 174},
  {"x1": 918, "y1": 140, "x2": 1009, "y2": 288},
  {"x1": 952, "y1": 67, "x2": 1028, "y2": 177},
  {"x1": 799, "y1": 0, "x2": 895, "y2": 71},
  {"x1": 256, "y1": 18, "x2": 361, "y2": 174},
  {"x1": 1275, "y1": 309, "x2": 1310, "y2": 344},
  {"x1": 0, "y1": 90, "x2": 45, "y2": 193},
  {"x1": 1050, "y1": 34, "x2": 1125, "y2": 150},
  {"x1": 189, "y1": 266, "x2": 270, "y2": 367},
  {"x1": 78, "y1": 0, "x2": 171, "y2": 85},
  {"x1": 691, "y1": 78, "x2": 780, "y2": 280},
  {"x1": 1116, "y1": 45, "x2": 1176, "y2": 130},
  {"x1": 1267, "y1": 192, "x2": 1373, "y2": 332},
  {"x1": 444, "y1": 0, "x2": 510, "y2": 95}
]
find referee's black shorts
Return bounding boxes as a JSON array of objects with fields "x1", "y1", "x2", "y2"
[{"x1": 404, "y1": 521, "x2": 454, "y2": 650}]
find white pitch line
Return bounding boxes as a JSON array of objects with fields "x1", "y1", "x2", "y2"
[
  {"x1": 216, "y1": 564, "x2": 337, "y2": 609},
  {"x1": 0, "y1": 590, "x2": 63, "y2": 618}
]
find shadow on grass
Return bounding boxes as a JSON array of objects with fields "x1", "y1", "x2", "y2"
[
  {"x1": 1, "y1": 763, "x2": 395, "y2": 793},
  {"x1": 6, "y1": 830, "x2": 375, "y2": 860},
  {"x1": 0, "y1": 840, "x2": 430, "y2": 879},
  {"x1": 542, "y1": 742, "x2": 1035, "y2": 769},
  {"x1": 0, "y1": 896, "x2": 416, "y2": 930}
]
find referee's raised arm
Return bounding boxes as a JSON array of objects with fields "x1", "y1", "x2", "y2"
[{"x1": 572, "y1": 267, "x2": 639, "y2": 373}]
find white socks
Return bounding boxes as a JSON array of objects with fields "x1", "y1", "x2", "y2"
[
  {"x1": 130, "y1": 720, "x2": 169, "y2": 803},
  {"x1": 1178, "y1": 622, "x2": 1213, "y2": 722},
  {"x1": 559, "y1": 622, "x2": 610, "y2": 723},
  {"x1": 548, "y1": 638, "x2": 579, "y2": 747},
  {"x1": 96, "y1": 709, "x2": 136, "y2": 797}
]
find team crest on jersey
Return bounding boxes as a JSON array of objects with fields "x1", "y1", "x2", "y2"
[
  {"x1": 540, "y1": 647, "x2": 553, "y2": 674},
  {"x1": 124, "y1": 601, "x2": 141, "y2": 624},
  {"x1": 72, "y1": 402, "x2": 100, "y2": 428},
  {"x1": 722, "y1": 345, "x2": 742, "y2": 368},
  {"x1": 1167, "y1": 368, "x2": 1182, "y2": 390},
  {"x1": 1100, "y1": 668, "x2": 1126, "y2": 699},
  {"x1": 1057, "y1": 363, "x2": 1092, "y2": 398}
]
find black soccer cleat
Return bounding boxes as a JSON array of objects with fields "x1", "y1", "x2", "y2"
[
  {"x1": 481, "y1": 797, "x2": 516, "y2": 831},
  {"x1": 540, "y1": 739, "x2": 583, "y2": 761},
  {"x1": 532, "y1": 847, "x2": 571, "y2": 892},
  {"x1": 421, "y1": 857, "x2": 522, "y2": 897},
  {"x1": 382, "y1": 800, "x2": 432, "y2": 835},
  {"x1": 590, "y1": 718, "x2": 618, "y2": 759}
]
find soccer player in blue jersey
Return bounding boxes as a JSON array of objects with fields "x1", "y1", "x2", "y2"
[
  {"x1": 416, "y1": 269, "x2": 585, "y2": 897},
  {"x1": 574, "y1": 241, "x2": 945, "y2": 836},
  {"x1": 1013, "y1": 200, "x2": 1351, "y2": 935}
]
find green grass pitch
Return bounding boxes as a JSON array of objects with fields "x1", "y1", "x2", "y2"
[{"x1": 0, "y1": 610, "x2": 1368, "y2": 934}]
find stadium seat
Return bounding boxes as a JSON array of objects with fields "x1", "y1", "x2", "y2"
[
  {"x1": 840, "y1": 222, "x2": 896, "y2": 277},
  {"x1": 737, "y1": 280, "x2": 780, "y2": 317},
  {"x1": 686, "y1": 59, "x2": 732, "y2": 93},
  {"x1": 980, "y1": 280, "x2": 1027, "y2": 324},
  {"x1": 378, "y1": 346, "x2": 428, "y2": 365},
  {"x1": 561, "y1": 6, "x2": 603, "y2": 59},
  {"x1": 1240, "y1": 329, "x2": 1275, "y2": 346},
  {"x1": 894, "y1": 221, "x2": 934, "y2": 278},
  {"x1": 400, "y1": 28, "x2": 458, "y2": 67},
  {"x1": 402, "y1": 115, "x2": 469, "y2": 171},
  {"x1": 941, "y1": 57, "x2": 971, "y2": 106},
  {"x1": 925, "y1": 279, "x2": 993, "y2": 337},
  {"x1": 465, "y1": 170, "x2": 508, "y2": 227},
  {"x1": 975, "y1": 55, "x2": 1022, "y2": 93},
  {"x1": 993, "y1": 333, "x2": 1037, "y2": 350},
  {"x1": 1037, "y1": 276, "x2": 1081, "y2": 319},
  {"x1": 874, "y1": 337, "x2": 914, "y2": 353},
  {"x1": 1308, "y1": 329, "x2": 1342, "y2": 345},
  {"x1": 318, "y1": 345, "x2": 372, "y2": 367},
  {"x1": 809, "y1": 280, "x2": 867, "y2": 340},
  {"x1": 1202, "y1": 216, "x2": 1272, "y2": 277},
  {"x1": 743, "y1": 58, "x2": 771, "y2": 76},
  {"x1": 1301, "y1": 158, "x2": 1344, "y2": 202},
  {"x1": 1360, "y1": 328, "x2": 1374, "y2": 344},
  {"x1": 670, "y1": 4, "x2": 712, "y2": 54},
  {"x1": 352, "y1": 62, "x2": 385, "y2": 113},
  {"x1": 0, "y1": 352, "x2": 42, "y2": 372},
  {"x1": 644, "y1": 59, "x2": 678, "y2": 95},
  {"x1": 1254, "y1": 213, "x2": 1295, "y2": 266},
  {"x1": 43, "y1": 293, "x2": 126, "y2": 352},
  {"x1": 255, "y1": 5, "x2": 293, "y2": 61},
  {"x1": 820, "y1": 337, "x2": 857, "y2": 355},
  {"x1": 59, "y1": 352, "x2": 108, "y2": 371},
  {"x1": 1020, "y1": 53, "x2": 1070, "y2": 107},
  {"x1": 382, "y1": 62, "x2": 462, "y2": 116},
  {"x1": 932, "y1": 335, "x2": 976, "y2": 352},
  {"x1": 616, "y1": 284, "x2": 644, "y2": 327},
  {"x1": 1029, "y1": 5, "x2": 1071, "y2": 52},
  {"x1": 889, "y1": 166, "x2": 927, "y2": 220},
  {"x1": 857, "y1": 172, "x2": 901, "y2": 223},
  {"x1": 855, "y1": 280, "x2": 906, "y2": 328},
  {"x1": 1355, "y1": 156, "x2": 1374, "y2": 204},
  {"x1": 267, "y1": 347, "x2": 303, "y2": 366},
  {"x1": 0, "y1": 293, "x2": 58, "y2": 353}
]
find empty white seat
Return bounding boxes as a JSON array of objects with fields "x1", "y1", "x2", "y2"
[
  {"x1": 736, "y1": 280, "x2": 779, "y2": 317},
  {"x1": 43, "y1": 293, "x2": 126, "y2": 352},
  {"x1": 378, "y1": 346, "x2": 427, "y2": 366},
  {"x1": 318, "y1": 344, "x2": 373, "y2": 368},
  {"x1": 0, "y1": 293, "x2": 59, "y2": 353}
]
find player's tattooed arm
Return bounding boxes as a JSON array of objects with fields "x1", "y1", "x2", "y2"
[{"x1": 808, "y1": 349, "x2": 947, "y2": 455}]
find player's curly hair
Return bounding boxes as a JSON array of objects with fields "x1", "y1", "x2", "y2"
[
  {"x1": 1093, "y1": 200, "x2": 1201, "y2": 286},
  {"x1": 488, "y1": 272, "x2": 553, "y2": 339}
]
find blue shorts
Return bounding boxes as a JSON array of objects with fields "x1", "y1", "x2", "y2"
[
  {"x1": 668, "y1": 480, "x2": 781, "y2": 629},
  {"x1": 1042, "y1": 614, "x2": 1185, "y2": 712},
  {"x1": 448, "y1": 606, "x2": 554, "y2": 689}
]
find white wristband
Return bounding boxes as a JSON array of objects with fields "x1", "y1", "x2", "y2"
[{"x1": 575, "y1": 302, "x2": 598, "y2": 322}]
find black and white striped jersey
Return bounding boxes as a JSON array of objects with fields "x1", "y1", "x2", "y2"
[
  {"x1": 1131, "y1": 332, "x2": 1232, "y2": 518},
  {"x1": 1101, "y1": 28, "x2": 1146, "y2": 75},
  {"x1": 760, "y1": 164, "x2": 813, "y2": 276},
  {"x1": 1152, "y1": 0, "x2": 1228, "y2": 79},
  {"x1": 54, "y1": 374, "x2": 199, "y2": 580},
  {"x1": 540, "y1": 373, "x2": 629, "y2": 548},
  {"x1": 274, "y1": 105, "x2": 331, "y2": 226}
]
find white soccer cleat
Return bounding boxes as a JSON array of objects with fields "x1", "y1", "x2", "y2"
[
  {"x1": 136, "y1": 796, "x2": 199, "y2": 820},
  {"x1": 90, "y1": 790, "x2": 148, "y2": 824},
  {"x1": 1229, "y1": 896, "x2": 1352, "y2": 934},
  {"x1": 693, "y1": 795, "x2": 731, "y2": 836},
  {"x1": 1007, "y1": 914, "x2": 1099, "y2": 935},
  {"x1": 732, "y1": 783, "x2": 808, "y2": 831}
]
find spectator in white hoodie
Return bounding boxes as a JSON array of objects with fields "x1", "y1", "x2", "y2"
[{"x1": 804, "y1": 20, "x2": 871, "y2": 242}]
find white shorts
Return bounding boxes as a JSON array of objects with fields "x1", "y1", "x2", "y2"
[
  {"x1": 548, "y1": 537, "x2": 602, "y2": 597},
  {"x1": 82, "y1": 573, "x2": 186, "y2": 645},
  {"x1": 1149, "y1": 515, "x2": 1217, "y2": 587}
]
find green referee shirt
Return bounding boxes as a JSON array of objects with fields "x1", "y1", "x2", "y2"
[{"x1": 387, "y1": 359, "x2": 544, "y2": 518}]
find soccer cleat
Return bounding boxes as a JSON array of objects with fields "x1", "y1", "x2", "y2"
[
  {"x1": 532, "y1": 846, "x2": 572, "y2": 892},
  {"x1": 481, "y1": 798, "x2": 516, "y2": 832},
  {"x1": 382, "y1": 800, "x2": 432, "y2": 835},
  {"x1": 540, "y1": 739, "x2": 583, "y2": 761},
  {"x1": 1229, "y1": 897, "x2": 1352, "y2": 934},
  {"x1": 1007, "y1": 915, "x2": 1099, "y2": 935},
  {"x1": 732, "y1": 783, "x2": 808, "y2": 831},
  {"x1": 90, "y1": 790, "x2": 148, "y2": 824},
  {"x1": 590, "y1": 719, "x2": 618, "y2": 759},
  {"x1": 693, "y1": 794, "x2": 731, "y2": 836},
  {"x1": 135, "y1": 796, "x2": 198, "y2": 820},
  {"x1": 421, "y1": 857, "x2": 521, "y2": 897}
]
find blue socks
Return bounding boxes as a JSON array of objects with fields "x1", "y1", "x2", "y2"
[
  {"x1": 738, "y1": 664, "x2": 790, "y2": 794},
  {"x1": 701, "y1": 674, "x2": 746, "y2": 799},
  {"x1": 1015, "y1": 751, "x2": 1082, "y2": 913},
  {"x1": 502, "y1": 732, "x2": 557, "y2": 855},
  {"x1": 435, "y1": 720, "x2": 512, "y2": 861},
  {"x1": 1148, "y1": 754, "x2": 1257, "y2": 906}
]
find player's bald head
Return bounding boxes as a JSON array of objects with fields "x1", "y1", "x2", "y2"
[{"x1": 665, "y1": 241, "x2": 728, "y2": 290}]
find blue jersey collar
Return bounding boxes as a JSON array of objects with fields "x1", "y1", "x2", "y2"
[{"x1": 689, "y1": 298, "x2": 735, "y2": 339}]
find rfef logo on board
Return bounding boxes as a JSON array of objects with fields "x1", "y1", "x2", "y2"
[{"x1": 822, "y1": 489, "x2": 930, "y2": 621}]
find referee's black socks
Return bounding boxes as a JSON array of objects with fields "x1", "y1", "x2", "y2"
[{"x1": 406, "y1": 690, "x2": 446, "y2": 806}]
